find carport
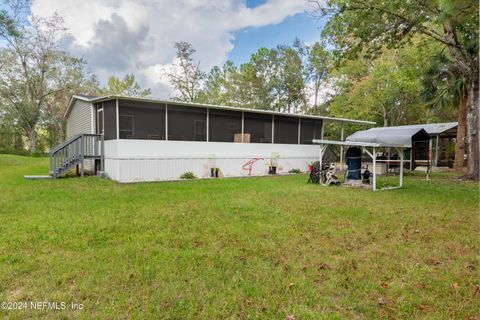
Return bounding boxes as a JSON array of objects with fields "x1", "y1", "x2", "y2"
[
  {"x1": 347, "y1": 127, "x2": 433, "y2": 171},
  {"x1": 313, "y1": 127, "x2": 431, "y2": 191}
]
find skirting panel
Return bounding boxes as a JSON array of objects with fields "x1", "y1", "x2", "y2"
[{"x1": 104, "y1": 157, "x2": 316, "y2": 183}]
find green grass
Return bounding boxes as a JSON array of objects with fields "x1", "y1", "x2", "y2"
[{"x1": 0, "y1": 154, "x2": 478, "y2": 319}]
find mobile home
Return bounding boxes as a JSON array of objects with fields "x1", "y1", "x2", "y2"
[{"x1": 58, "y1": 95, "x2": 374, "y2": 182}]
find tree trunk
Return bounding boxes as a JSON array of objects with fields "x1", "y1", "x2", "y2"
[
  {"x1": 383, "y1": 107, "x2": 388, "y2": 127},
  {"x1": 28, "y1": 128, "x2": 37, "y2": 154},
  {"x1": 465, "y1": 76, "x2": 479, "y2": 180},
  {"x1": 453, "y1": 93, "x2": 467, "y2": 173},
  {"x1": 314, "y1": 80, "x2": 320, "y2": 108}
]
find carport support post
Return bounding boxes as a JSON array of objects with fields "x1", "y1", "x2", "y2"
[
  {"x1": 434, "y1": 135, "x2": 439, "y2": 166},
  {"x1": 339, "y1": 125, "x2": 344, "y2": 171},
  {"x1": 319, "y1": 144, "x2": 326, "y2": 169},
  {"x1": 409, "y1": 148, "x2": 413, "y2": 171},
  {"x1": 397, "y1": 147, "x2": 404, "y2": 187},
  {"x1": 372, "y1": 147, "x2": 376, "y2": 191},
  {"x1": 427, "y1": 139, "x2": 432, "y2": 180}
]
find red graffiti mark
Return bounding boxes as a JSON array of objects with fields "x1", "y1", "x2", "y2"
[{"x1": 243, "y1": 158, "x2": 263, "y2": 176}]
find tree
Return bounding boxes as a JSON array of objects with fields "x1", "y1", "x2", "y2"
[
  {"x1": 224, "y1": 44, "x2": 306, "y2": 113},
  {"x1": 197, "y1": 61, "x2": 238, "y2": 106},
  {"x1": 0, "y1": 1, "x2": 89, "y2": 153},
  {"x1": 101, "y1": 74, "x2": 151, "y2": 97},
  {"x1": 236, "y1": 47, "x2": 279, "y2": 110},
  {"x1": 310, "y1": 0, "x2": 479, "y2": 179},
  {"x1": 307, "y1": 42, "x2": 332, "y2": 109},
  {"x1": 0, "y1": 9, "x2": 18, "y2": 37},
  {"x1": 328, "y1": 43, "x2": 433, "y2": 126},
  {"x1": 422, "y1": 53, "x2": 468, "y2": 173},
  {"x1": 276, "y1": 45, "x2": 307, "y2": 113},
  {"x1": 168, "y1": 41, "x2": 205, "y2": 102},
  {"x1": 43, "y1": 64, "x2": 99, "y2": 146},
  {"x1": 194, "y1": 41, "x2": 310, "y2": 114}
]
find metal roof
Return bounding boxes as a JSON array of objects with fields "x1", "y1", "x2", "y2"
[
  {"x1": 346, "y1": 127, "x2": 430, "y2": 148},
  {"x1": 75, "y1": 94, "x2": 98, "y2": 100},
  {"x1": 312, "y1": 139, "x2": 410, "y2": 148},
  {"x1": 64, "y1": 94, "x2": 376, "y2": 125},
  {"x1": 369, "y1": 122, "x2": 458, "y2": 137}
]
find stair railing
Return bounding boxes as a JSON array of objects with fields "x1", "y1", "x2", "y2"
[{"x1": 49, "y1": 134, "x2": 104, "y2": 178}]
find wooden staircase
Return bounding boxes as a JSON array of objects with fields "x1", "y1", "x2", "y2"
[{"x1": 49, "y1": 134, "x2": 104, "y2": 178}]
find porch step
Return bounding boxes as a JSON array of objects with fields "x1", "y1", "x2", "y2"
[{"x1": 24, "y1": 175, "x2": 52, "y2": 180}]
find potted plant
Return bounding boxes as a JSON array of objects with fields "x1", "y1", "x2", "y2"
[
  {"x1": 268, "y1": 152, "x2": 280, "y2": 174},
  {"x1": 208, "y1": 154, "x2": 217, "y2": 177}
]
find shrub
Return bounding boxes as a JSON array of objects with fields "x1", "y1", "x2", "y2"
[
  {"x1": 180, "y1": 172, "x2": 197, "y2": 179},
  {"x1": 289, "y1": 168, "x2": 302, "y2": 174},
  {"x1": 0, "y1": 148, "x2": 30, "y2": 156}
]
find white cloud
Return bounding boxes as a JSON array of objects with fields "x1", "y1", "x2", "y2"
[{"x1": 30, "y1": 0, "x2": 308, "y2": 98}]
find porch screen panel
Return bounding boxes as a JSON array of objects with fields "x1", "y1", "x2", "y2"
[
  {"x1": 274, "y1": 115, "x2": 298, "y2": 144},
  {"x1": 243, "y1": 112, "x2": 272, "y2": 143},
  {"x1": 96, "y1": 105, "x2": 104, "y2": 135},
  {"x1": 118, "y1": 101, "x2": 166, "y2": 139},
  {"x1": 300, "y1": 118, "x2": 322, "y2": 144},
  {"x1": 103, "y1": 100, "x2": 117, "y2": 140},
  {"x1": 168, "y1": 105, "x2": 207, "y2": 141},
  {"x1": 208, "y1": 109, "x2": 242, "y2": 142}
]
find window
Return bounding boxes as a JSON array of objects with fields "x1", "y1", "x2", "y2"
[
  {"x1": 274, "y1": 115, "x2": 298, "y2": 144},
  {"x1": 243, "y1": 112, "x2": 272, "y2": 143},
  {"x1": 300, "y1": 118, "x2": 323, "y2": 144},
  {"x1": 208, "y1": 109, "x2": 242, "y2": 142},
  {"x1": 168, "y1": 105, "x2": 207, "y2": 141},
  {"x1": 118, "y1": 101, "x2": 166, "y2": 139}
]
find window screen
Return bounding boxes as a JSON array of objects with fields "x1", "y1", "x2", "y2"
[
  {"x1": 243, "y1": 112, "x2": 272, "y2": 143},
  {"x1": 274, "y1": 115, "x2": 298, "y2": 144},
  {"x1": 103, "y1": 100, "x2": 117, "y2": 140},
  {"x1": 119, "y1": 114, "x2": 134, "y2": 138},
  {"x1": 118, "y1": 101, "x2": 166, "y2": 140},
  {"x1": 208, "y1": 109, "x2": 242, "y2": 142},
  {"x1": 167, "y1": 105, "x2": 207, "y2": 141},
  {"x1": 300, "y1": 118, "x2": 323, "y2": 144}
]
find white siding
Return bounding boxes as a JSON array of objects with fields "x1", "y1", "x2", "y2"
[
  {"x1": 65, "y1": 100, "x2": 96, "y2": 172},
  {"x1": 103, "y1": 140, "x2": 320, "y2": 183},
  {"x1": 66, "y1": 100, "x2": 94, "y2": 137}
]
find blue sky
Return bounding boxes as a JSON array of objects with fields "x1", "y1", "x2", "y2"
[{"x1": 229, "y1": 12, "x2": 325, "y2": 65}]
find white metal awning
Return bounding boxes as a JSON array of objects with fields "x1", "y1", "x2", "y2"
[
  {"x1": 312, "y1": 139, "x2": 410, "y2": 148},
  {"x1": 345, "y1": 127, "x2": 430, "y2": 147}
]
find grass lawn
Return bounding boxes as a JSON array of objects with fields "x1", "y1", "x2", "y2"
[{"x1": 0, "y1": 154, "x2": 478, "y2": 319}]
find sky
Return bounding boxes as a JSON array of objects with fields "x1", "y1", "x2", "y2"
[{"x1": 26, "y1": 0, "x2": 326, "y2": 98}]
